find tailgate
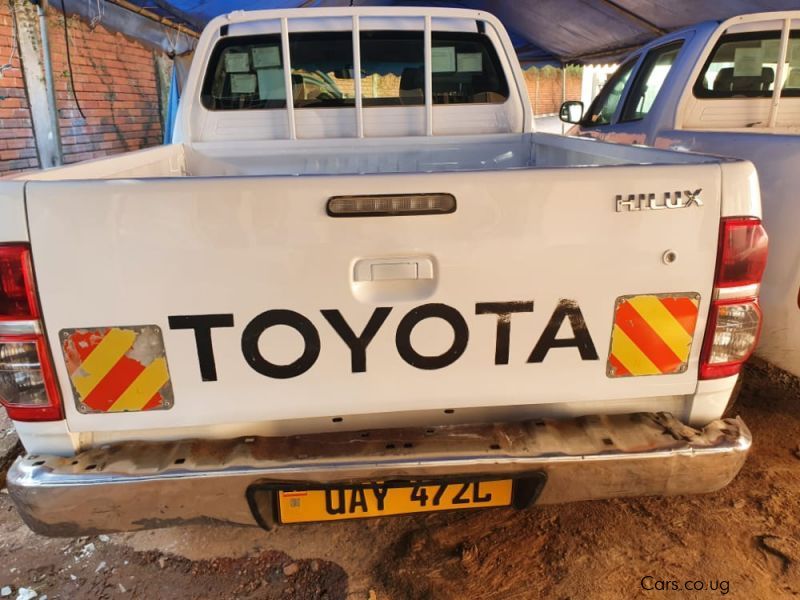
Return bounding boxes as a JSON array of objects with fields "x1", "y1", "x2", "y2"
[{"x1": 25, "y1": 164, "x2": 721, "y2": 433}]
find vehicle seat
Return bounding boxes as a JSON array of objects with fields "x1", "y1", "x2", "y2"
[
  {"x1": 432, "y1": 71, "x2": 501, "y2": 104},
  {"x1": 291, "y1": 73, "x2": 308, "y2": 102},
  {"x1": 786, "y1": 67, "x2": 800, "y2": 90},
  {"x1": 399, "y1": 67, "x2": 424, "y2": 104},
  {"x1": 713, "y1": 67, "x2": 774, "y2": 95}
]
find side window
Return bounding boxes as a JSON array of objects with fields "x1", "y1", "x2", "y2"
[
  {"x1": 694, "y1": 31, "x2": 785, "y2": 98},
  {"x1": 581, "y1": 58, "x2": 637, "y2": 127},
  {"x1": 620, "y1": 41, "x2": 683, "y2": 122}
]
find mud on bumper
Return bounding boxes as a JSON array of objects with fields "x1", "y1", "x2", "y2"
[{"x1": 7, "y1": 412, "x2": 750, "y2": 537}]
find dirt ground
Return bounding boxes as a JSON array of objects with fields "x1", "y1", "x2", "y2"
[{"x1": 0, "y1": 358, "x2": 798, "y2": 600}]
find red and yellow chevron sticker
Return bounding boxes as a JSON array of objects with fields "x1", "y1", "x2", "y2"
[
  {"x1": 608, "y1": 294, "x2": 700, "y2": 377},
  {"x1": 61, "y1": 325, "x2": 173, "y2": 413}
]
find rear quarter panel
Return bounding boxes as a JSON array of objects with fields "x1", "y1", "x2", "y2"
[
  {"x1": 0, "y1": 181, "x2": 29, "y2": 242},
  {"x1": 656, "y1": 130, "x2": 800, "y2": 375}
]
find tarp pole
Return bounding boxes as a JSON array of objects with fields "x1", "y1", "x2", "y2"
[
  {"x1": 35, "y1": 0, "x2": 63, "y2": 166},
  {"x1": 15, "y1": 0, "x2": 61, "y2": 167},
  {"x1": 561, "y1": 64, "x2": 567, "y2": 135}
]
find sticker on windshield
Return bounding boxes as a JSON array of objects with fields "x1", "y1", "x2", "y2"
[
  {"x1": 432, "y1": 46, "x2": 456, "y2": 72},
  {"x1": 61, "y1": 325, "x2": 174, "y2": 414},
  {"x1": 733, "y1": 47, "x2": 763, "y2": 77},
  {"x1": 231, "y1": 73, "x2": 257, "y2": 94},
  {"x1": 607, "y1": 293, "x2": 700, "y2": 378},
  {"x1": 457, "y1": 52, "x2": 482, "y2": 72},
  {"x1": 252, "y1": 46, "x2": 280, "y2": 68},
  {"x1": 224, "y1": 52, "x2": 250, "y2": 73}
]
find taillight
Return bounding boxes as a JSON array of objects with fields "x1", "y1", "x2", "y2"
[
  {"x1": 715, "y1": 218, "x2": 768, "y2": 288},
  {"x1": 0, "y1": 244, "x2": 62, "y2": 421},
  {"x1": 699, "y1": 300, "x2": 762, "y2": 379},
  {"x1": 699, "y1": 218, "x2": 768, "y2": 380},
  {"x1": 0, "y1": 246, "x2": 38, "y2": 319}
]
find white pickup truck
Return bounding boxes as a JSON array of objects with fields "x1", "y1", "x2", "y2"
[
  {"x1": 562, "y1": 10, "x2": 799, "y2": 377},
  {"x1": 1, "y1": 7, "x2": 767, "y2": 535}
]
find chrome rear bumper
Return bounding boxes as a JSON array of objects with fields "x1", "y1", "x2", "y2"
[{"x1": 7, "y1": 412, "x2": 750, "y2": 537}]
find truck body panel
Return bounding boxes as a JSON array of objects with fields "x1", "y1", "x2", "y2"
[{"x1": 568, "y1": 10, "x2": 800, "y2": 376}]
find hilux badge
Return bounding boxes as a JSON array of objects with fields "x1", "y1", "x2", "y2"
[{"x1": 615, "y1": 189, "x2": 703, "y2": 212}]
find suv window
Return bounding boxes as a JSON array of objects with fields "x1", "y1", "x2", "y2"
[
  {"x1": 201, "y1": 30, "x2": 509, "y2": 111},
  {"x1": 694, "y1": 31, "x2": 800, "y2": 98},
  {"x1": 580, "y1": 58, "x2": 637, "y2": 127},
  {"x1": 621, "y1": 41, "x2": 683, "y2": 122}
]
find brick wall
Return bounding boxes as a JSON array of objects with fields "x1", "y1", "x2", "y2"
[
  {"x1": 49, "y1": 11, "x2": 162, "y2": 164},
  {"x1": 0, "y1": 1, "x2": 37, "y2": 174},
  {"x1": 523, "y1": 67, "x2": 582, "y2": 116},
  {"x1": 0, "y1": 2, "x2": 163, "y2": 175}
]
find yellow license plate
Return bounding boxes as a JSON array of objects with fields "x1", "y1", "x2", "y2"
[{"x1": 277, "y1": 479, "x2": 513, "y2": 524}]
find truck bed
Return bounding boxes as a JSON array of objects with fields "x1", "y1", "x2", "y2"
[{"x1": 16, "y1": 133, "x2": 719, "y2": 182}]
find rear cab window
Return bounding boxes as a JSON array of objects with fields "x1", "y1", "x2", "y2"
[
  {"x1": 694, "y1": 30, "x2": 800, "y2": 98},
  {"x1": 201, "y1": 30, "x2": 509, "y2": 110}
]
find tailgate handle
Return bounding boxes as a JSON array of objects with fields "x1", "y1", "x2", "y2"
[{"x1": 353, "y1": 257, "x2": 434, "y2": 282}]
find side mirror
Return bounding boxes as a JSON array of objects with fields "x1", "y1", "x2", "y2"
[{"x1": 559, "y1": 101, "x2": 584, "y2": 124}]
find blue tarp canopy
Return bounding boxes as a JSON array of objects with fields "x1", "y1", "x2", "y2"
[{"x1": 113, "y1": 0, "x2": 800, "y2": 63}]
